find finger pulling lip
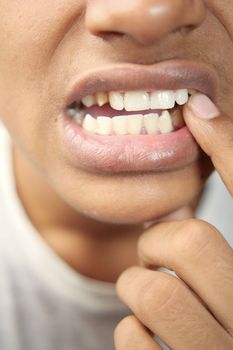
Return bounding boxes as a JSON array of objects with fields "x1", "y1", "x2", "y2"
[{"x1": 59, "y1": 60, "x2": 218, "y2": 175}]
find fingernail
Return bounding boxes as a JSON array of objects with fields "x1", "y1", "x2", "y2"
[{"x1": 188, "y1": 94, "x2": 220, "y2": 120}]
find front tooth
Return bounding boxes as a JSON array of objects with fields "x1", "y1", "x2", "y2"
[
  {"x1": 158, "y1": 111, "x2": 174, "y2": 134},
  {"x1": 96, "y1": 92, "x2": 109, "y2": 107},
  {"x1": 124, "y1": 91, "x2": 150, "y2": 111},
  {"x1": 143, "y1": 113, "x2": 159, "y2": 134},
  {"x1": 126, "y1": 114, "x2": 143, "y2": 134},
  {"x1": 175, "y1": 89, "x2": 189, "y2": 105},
  {"x1": 150, "y1": 91, "x2": 175, "y2": 109},
  {"x1": 82, "y1": 114, "x2": 97, "y2": 133},
  {"x1": 81, "y1": 95, "x2": 96, "y2": 108},
  {"x1": 109, "y1": 92, "x2": 124, "y2": 111},
  {"x1": 112, "y1": 116, "x2": 128, "y2": 135},
  {"x1": 96, "y1": 116, "x2": 112, "y2": 135}
]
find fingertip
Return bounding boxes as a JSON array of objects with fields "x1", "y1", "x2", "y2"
[{"x1": 186, "y1": 94, "x2": 220, "y2": 120}]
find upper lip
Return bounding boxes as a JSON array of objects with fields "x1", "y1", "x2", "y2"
[{"x1": 64, "y1": 59, "x2": 218, "y2": 108}]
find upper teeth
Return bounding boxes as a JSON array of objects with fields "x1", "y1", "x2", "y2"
[{"x1": 81, "y1": 89, "x2": 189, "y2": 111}]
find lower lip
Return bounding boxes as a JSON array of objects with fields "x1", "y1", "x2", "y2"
[{"x1": 59, "y1": 114, "x2": 199, "y2": 174}]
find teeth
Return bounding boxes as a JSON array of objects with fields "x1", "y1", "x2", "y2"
[
  {"x1": 126, "y1": 115, "x2": 143, "y2": 134},
  {"x1": 81, "y1": 95, "x2": 96, "y2": 108},
  {"x1": 112, "y1": 116, "x2": 128, "y2": 135},
  {"x1": 124, "y1": 91, "x2": 150, "y2": 112},
  {"x1": 143, "y1": 113, "x2": 159, "y2": 134},
  {"x1": 81, "y1": 89, "x2": 190, "y2": 112},
  {"x1": 109, "y1": 92, "x2": 124, "y2": 111},
  {"x1": 175, "y1": 89, "x2": 189, "y2": 105},
  {"x1": 67, "y1": 107, "x2": 77, "y2": 118},
  {"x1": 150, "y1": 91, "x2": 175, "y2": 109},
  {"x1": 75, "y1": 110, "x2": 180, "y2": 135},
  {"x1": 82, "y1": 113, "x2": 97, "y2": 132},
  {"x1": 158, "y1": 111, "x2": 174, "y2": 134},
  {"x1": 74, "y1": 112, "x2": 84, "y2": 125},
  {"x1": 171, "y1": 108, "x2": 185, "y2": 129},
  {"x1": 76, "y1": 88, "x2": 191, "y2": 135},
  {"x1": 96, "y1": 116, "x2": 112, "y2": 135},
  {"x1": 96, "y1": 92, "x2": 109, "y2": 107}
]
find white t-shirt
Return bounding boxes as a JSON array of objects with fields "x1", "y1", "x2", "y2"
[{"x1": 0, "y1": 122, "x2": 232, "y2": 350}]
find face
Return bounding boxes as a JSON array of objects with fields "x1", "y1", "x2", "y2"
[{"x1": 0, "y1": 0, "x2": 232, "y2": 225}]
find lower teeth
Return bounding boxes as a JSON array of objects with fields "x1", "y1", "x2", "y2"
[{"x1": 66, "y1": 107, "x2": 185, "y2": 136}]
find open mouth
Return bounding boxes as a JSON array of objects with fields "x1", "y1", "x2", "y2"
[
  {"x1": 59, "y1": 61, "x2": 217, "y2": 174},
  {"x1": 66, "y1": 88, "x2": 195, "y2": 136}
]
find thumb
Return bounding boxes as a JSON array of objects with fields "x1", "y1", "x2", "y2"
[{"x1": 183, "y1": 94, "x2": 233, "y2": 195}]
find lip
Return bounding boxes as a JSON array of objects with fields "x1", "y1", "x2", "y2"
[
  {"x1": 59, "y1": 60, "x2": 218, "y2": 174},
  {"x1": 64, "y1": 60, "x2": 218, "y2": 107}
]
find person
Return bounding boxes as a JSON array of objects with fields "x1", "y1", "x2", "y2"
[{"x1": 0, "y1": 1, "x2": 232, "y2": 349}]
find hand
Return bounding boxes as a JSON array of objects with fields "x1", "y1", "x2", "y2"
[{"x1": 114, "y1": 95, "x2": 233, "y2": 350}]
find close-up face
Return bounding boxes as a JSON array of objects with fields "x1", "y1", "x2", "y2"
[{"x1": 0, "y1": 0, "x2": 232, "y2": 225}]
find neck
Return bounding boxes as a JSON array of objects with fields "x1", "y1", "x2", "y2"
[{"x1": 13, "y1": 146, "x2": 142, "y2": 283}]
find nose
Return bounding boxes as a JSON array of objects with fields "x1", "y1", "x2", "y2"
[{"x1": 85, "y1": 0, "x2": 206, "y2": 45}]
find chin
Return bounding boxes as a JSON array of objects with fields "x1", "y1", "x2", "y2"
[{"x1": 53, "y1": 160, "x2": 207, "y2": 226}]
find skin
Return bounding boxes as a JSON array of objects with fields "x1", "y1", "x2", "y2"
[{"x1": 0, "y1": 0, "x2": 232, "y2": 348}]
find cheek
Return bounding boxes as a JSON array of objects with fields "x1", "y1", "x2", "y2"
[
  {"x1": 0, "y1": 1, "x2": 81, "y2": 131},
  {"x1": 46, "y1": 161, "x2": 205, "y2": 224}
]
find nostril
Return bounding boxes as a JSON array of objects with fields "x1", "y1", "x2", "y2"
[
  {"x1": 92, "y1": 30, "x2": 125, "y2": 42},
  {"x1": 174, "y1": 25, "x2": 195, "y2": 36}
]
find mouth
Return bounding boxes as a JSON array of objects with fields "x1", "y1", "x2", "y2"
[{"x1": 59, "y1": 60, "x2": 218, "y2": 174}]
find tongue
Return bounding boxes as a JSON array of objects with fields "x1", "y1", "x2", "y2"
[{"x1": 82, "y1": 104, "x2": 162, "y2": 117}]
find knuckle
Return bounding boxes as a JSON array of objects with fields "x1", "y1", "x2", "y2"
[
  {"x1": 138, "y1": 273, "x2": 181, "y2": 320},
  {"x1": 173, "y1": 219, "x2": 218, "y2": 260}
]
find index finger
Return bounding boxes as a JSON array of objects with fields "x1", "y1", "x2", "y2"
[{"x1": 183, "y1": 94, "x2": 233, "y2": 195}]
